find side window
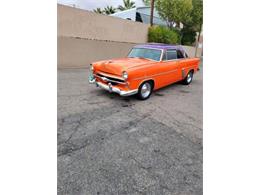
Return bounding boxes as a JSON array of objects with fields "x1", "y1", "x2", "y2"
[
  {"x1": 166, "y1": 49, "x2": 177, "y2": 60},
  {"x1": 177, "y1": 50, "x2": 184, "y2": 59}
]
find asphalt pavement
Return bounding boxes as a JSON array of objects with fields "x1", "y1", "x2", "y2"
[{"x1": 58, "y1": 67, "x2": 203, "y2": 195}]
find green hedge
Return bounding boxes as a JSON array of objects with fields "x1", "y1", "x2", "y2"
[{"x1": 148, "y1": 26, "x2": 180, "y2": 44}]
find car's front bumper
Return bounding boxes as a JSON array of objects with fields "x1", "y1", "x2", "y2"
[{"x1": 89, "y1": 78, "x2": 138, "y2": 97}]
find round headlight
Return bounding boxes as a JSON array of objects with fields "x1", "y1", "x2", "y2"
[{"x1": 122, "y1": 71, "x2": 128, "y2": 80}]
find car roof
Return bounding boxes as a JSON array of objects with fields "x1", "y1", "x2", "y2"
[{"x1": 134, "y1": 43, "x2": 184, "y2": 50}]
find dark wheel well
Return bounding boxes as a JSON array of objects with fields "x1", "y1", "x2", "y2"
[
  {"x1": 141, "y1": 80, "x2": 154, "y2": 90},
  {"x1": 136, "y1": 80, "x2": 154, "y2": 100},
  {"x1": 183, "y1": 69, "x2": 194, "y2": 79},
  {"x1": 182, "y1": 69, "x2": 194, "y2": 85},
  {"x1": 186, "y1": 69, "x2": 194, "y2": 78}
]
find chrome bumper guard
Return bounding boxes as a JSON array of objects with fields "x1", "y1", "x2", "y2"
[{"x1": 89, "y1": 78, "x2": 137, "y2": 96}]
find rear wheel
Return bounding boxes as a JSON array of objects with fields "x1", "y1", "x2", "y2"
[
  {"x1": 183, "y1": 70, "x2": 194, "y2": 85},
  {"x1": 137, "y1": 81, "x2": 153, "y2": 100}
]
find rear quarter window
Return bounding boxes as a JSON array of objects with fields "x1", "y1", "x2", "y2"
[{"x1": 177, "y1": 50, "x2": 184, "y2": 59}]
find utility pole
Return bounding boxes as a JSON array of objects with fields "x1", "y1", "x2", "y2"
[{"x1": 150, "y1": 0, "x2": 155, "y2": 26}]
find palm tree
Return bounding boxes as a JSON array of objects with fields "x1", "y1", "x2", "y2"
[
  {"x1": 104, "y1": 6, "x2": 117, "y2": 15},
  {"x1": 118, "y1": 0, "x2": 136, "y2": 11},
  {"x1": 150, "y1": 0, "x2": 155, "y2": 26},
  {"x1": 142, "y1": 0, "x2": 155, "y2": 26},
  {"x1": 93, "y1": 8, "x2": 103, "y2": 14}
]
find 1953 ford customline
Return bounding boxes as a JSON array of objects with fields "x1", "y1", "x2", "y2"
[{"x1": 89, "y1": 43, "x2": 200, "y2": 100}]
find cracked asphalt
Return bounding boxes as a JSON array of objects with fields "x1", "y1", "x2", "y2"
[{"x1": 58, "y1": 66, "x2": 203, "y2": 195}]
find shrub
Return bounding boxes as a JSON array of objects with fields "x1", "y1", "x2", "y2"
[{"x1": 148, "y1": 26, "x2": 180, "y2": 44}]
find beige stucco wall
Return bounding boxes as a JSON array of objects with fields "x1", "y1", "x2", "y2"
[
  {"x1": 58, "y1": 4, "x2": 149, "y2": 43},
  {"x1": 183, "y1": 46, "x2": 202, "y2": 58},
  {"x1": 58, "y1": 37, "x2": 202, "y2": 68},
  {"x1": 58, "y1": 4, "x2": 150, "y2": 68},
  {"x1": 57, "y1": 4, "x2": 201, "y2": 69},
  {"x1": 58, "y1": 37, "x2": 136, "y2": 68}
]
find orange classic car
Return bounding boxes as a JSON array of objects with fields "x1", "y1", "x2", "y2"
[{"x1": 89, "y1": 43, "x2": 200, "y2": 100}]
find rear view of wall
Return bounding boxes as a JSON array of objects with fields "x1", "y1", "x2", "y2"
[{"x1": 58, "y1": 4, "x2": 149, "y2": 68}]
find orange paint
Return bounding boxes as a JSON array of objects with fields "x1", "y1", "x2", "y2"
[{"x1": 89, "y1": 44, "x2": 200, "y2": 98}]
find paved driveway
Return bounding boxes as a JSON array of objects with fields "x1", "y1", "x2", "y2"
[{"x1": 58, "y1": 67, "x2": 203, "y2": 195}]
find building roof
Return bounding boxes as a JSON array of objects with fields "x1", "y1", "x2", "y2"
[{"x1": 134, "y1": 43, "x2": 184, "y2": 50}]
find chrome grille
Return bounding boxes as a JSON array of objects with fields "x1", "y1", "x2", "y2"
[{"x1": 95, "y1": 73, "x2": 126, "y2": 85}]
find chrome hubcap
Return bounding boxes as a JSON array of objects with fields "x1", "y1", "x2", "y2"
[
  {"x1": 187, "y1": 73, "x2": 192, "y2": 83},
  {"x1": 141, "y1": 83, "x2": 151, "y2": 98}
]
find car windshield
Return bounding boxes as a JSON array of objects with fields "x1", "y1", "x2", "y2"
[{"x1": 128, "y1": 48, "x2": 162, "y2": 61}]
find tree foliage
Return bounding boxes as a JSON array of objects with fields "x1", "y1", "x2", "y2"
[
  {"x1": 156, "y1": 0, "x2": 193, "y2": 29},
  {"x1": 118, "y1": 0, "x2": 136, "y2": 11},
  {"x1": 180, "y1": 25, "x2": 196, "y2": 45},
  {"x1": 93, "y1": 8, "x2": 103, "y2": 14},
  {"x1": 180, "y1": 0, "x2": 203, "y2": 45},
  {"x1": 142, "y1": 0, "x2": 151, "y2": 6},
  {"x1": 148, "y1": 26, "x2": 180, "y2": 44},
  {"x1": 189, "y1": 0, "x2": 203, "y2": 31},
  {"x1": 103, "y1": 6, "x2": 117, "y2": 15},
  {"x1": 153, "y1": 0, "x2": 202, "y2": 45}
]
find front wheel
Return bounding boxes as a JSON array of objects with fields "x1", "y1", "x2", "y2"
[
  {"x1": 137, "y1": 81, "x2": 153, "y2": 100},
  {"x1": 183, "y1": 70, "x2": 194, "y2": 85}
]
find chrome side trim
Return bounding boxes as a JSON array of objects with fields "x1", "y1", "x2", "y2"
[{"x1": 96, "y1": 82, "x2": 138, "y2": 96}]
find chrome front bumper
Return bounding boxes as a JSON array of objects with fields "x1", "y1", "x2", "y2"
[{"x1": 89, "y1": 78, "x2": 138, "y2": 97}]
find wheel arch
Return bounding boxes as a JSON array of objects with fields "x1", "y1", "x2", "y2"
[
  {"x1": 182, "y1": 68, "x2": 195, "y2": 79},
  {"x1": 138, "y1": 79, "x2": 155, "y2": 90}
]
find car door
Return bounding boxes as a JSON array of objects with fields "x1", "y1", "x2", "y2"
[{"x1": 159, "y1": 49, "x2": 182, "y2": 86}]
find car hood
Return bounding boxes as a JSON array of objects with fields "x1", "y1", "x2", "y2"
[{"x1": 93, "y1": 57, "x2": 154, "y2": 76}]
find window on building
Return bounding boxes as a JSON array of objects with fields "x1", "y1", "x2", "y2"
[{"x1": 136, "y1": 12, "x2": 143, "y2": 22}]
